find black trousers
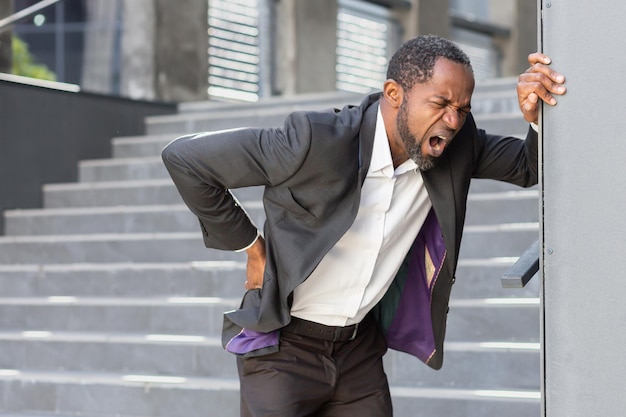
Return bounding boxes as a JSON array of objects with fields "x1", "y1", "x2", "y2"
[{"x1": 237, "y1": 317, "x2": 393, "y2": 417}]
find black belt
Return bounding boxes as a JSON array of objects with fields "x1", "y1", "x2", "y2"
[{"x1": 282, "y1": 314, "x2": 373, "y2": 342}]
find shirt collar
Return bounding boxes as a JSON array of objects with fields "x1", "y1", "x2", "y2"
[{"x1": 371, "y1": 106, "x2": 418, "y2": 178}]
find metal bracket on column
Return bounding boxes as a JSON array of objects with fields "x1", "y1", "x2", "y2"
[{"x1": 501, "y1": 239, "x2": 539, "y2": 288}]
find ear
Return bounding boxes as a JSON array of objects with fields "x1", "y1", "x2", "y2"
[{"x1": 383, "y1": 79, "x2": 403, "y2": 109}]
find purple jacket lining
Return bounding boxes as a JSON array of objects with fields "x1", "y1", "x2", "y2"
[{"x1": 225, "y1": 209, "x2": 446, "y2": 365}]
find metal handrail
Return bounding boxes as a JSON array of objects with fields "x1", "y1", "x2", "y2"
[
  {"x1": 0, "y1": 0, "x2": 62, "y2": 33},
  {"x1": 501, "y1": 239, "x2": 540, "y2": 288},
  {"x1": 0, "y1": 72, "x2": 79, "y2": 91}
]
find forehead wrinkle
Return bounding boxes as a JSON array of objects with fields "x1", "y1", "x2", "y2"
[{"x1": 433, "y1": 94, "x2": 472, "y2": 110}]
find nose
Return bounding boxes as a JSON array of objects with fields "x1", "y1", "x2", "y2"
[{"x1": 443, "y1": 108, "x2": 463, "y2": 130}]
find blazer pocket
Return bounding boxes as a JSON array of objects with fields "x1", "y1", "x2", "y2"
[{"x1": 271, "y1": 187, "x2": 316, "y2": 225}]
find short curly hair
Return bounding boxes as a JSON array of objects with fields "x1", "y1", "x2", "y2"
[{"x1": 386, "y1": 35, "x2": 472, "y2": 91}]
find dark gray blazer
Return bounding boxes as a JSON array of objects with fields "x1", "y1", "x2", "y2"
[{"x1": 162, "y1": 93, "x2": 538, "y2": 370}]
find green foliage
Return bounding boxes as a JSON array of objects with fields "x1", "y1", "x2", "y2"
[{"x1": 12, "y1": 35, "x2": 56, "y2": 81}]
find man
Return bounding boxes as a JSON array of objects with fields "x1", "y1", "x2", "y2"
[{"x1": 162, "y1": 35, "x2": 565, "y2": 416}]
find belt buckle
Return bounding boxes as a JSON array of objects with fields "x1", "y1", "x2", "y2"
[
  {"x1": 332, "y1": 322, "x2": 359, "y2": 342},
  {"x1": 348, "y1": 322, "x2": 359, "y2": 341}
]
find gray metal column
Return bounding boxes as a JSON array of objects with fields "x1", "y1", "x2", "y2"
[
  {"x1": 392, "y1": 0, "x2": 449, "y2": 40},
  {"x1": 490, "y1": 0, "x2": 537, "y2": 76},
  {"x1": 120, "y1": 0, "x2": 156, "y2": 100},
  {"x1": 273, "y1": 0, "x2": 338, "y2": 95},
  {"x1": 541, "y1": 1, "x2": 626, "y2": 416},
  {"x1": 154, "y1": 0, "x2": 208, "y2": 101}
]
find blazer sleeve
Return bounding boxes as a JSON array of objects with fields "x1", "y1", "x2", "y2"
[
  {"x1": 161, "y1": 112, "x2": 313, "y2": 251},
  {"x1": 471, "y1": 124, "x2": 539, "y2": 188}
]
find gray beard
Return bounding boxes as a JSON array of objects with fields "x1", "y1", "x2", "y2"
[{"x1": 397, "y1": 104, "x2": 438, "y2": 171}]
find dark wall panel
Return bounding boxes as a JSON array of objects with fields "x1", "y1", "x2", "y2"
[{"x1": 0, "y1": 80, "x2": 176, "y2": 233}]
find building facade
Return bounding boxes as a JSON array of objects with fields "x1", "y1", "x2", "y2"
[{"x1": 5, "y1": 0, "x2": 536, "y2": 102}]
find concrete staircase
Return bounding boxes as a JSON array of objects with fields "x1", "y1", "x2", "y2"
[{"x1": 0, "y1": 80, "x2": 540, "y2": 417}]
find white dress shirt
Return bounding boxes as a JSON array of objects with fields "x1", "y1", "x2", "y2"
[{"x1": 290, "y1": 107, "x2": 433, "y2": 326}]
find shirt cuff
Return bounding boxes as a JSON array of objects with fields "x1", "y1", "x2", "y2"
[
  {"x1": 234, "y1": 230, "x2": 261, "y2": 252},
  {"x1": 530, "y1": 122, "x2": 539, "y2": 132}
]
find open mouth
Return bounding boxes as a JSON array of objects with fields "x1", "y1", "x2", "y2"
[{"x1": 428, "y1": 135, "x2": 447, "y2": 157}]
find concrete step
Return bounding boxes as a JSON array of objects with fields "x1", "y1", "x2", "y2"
[
  {"x1": 78, "y1": 160, "x2": 535, "y2": 204},
  {"x1": 146, "y1": 95, "x2": 525, "y2": 136},
  {"x1": 0, "y1": 297, "x2": 238, "y2": 335},
  {"x1": 144, "y1": 109, "x2": 293, "y2": 135},
  {"x1": 147, "y1": 108, "x2": 527, "y2": 138},
  {"x1": 78, "y1": 157, "x2": 169, "y2": 182},
  {"x1": 385, "y1": 341, "x2": 539, "y2": 390},
  {"x1": 0, "y1": 413, "x2": 125, "y2": 417},
  {"x1": 112, "y1": 134, "x2": 176, "y2": 159},
  {"x1": 0, "y1": 297, "x2": 537, "y2": 342},
  {"x1": 473, "y1": 112, "x2": 528, "y2": 136},
  {"x1": 473, "y1": 77, "x2": 518, "y2": 95},
  {"x1": 459, "y1": 222, "x2": 539, "y2": 258},
  {"x1": 0, "y1": 258, "x2": 538, "y2": 301},
  {"x1": 0, "y1": 372, "x2": 240, "y2": 417},
  {"x1": 0, "y1": 233, "x2": 245, "y2": 264},
  {"x1": 176, "y1": 80, "x2": 516, "y2": 117},
  {"x1": 445, "y1": 298, "x2": 539, "y2": 341},
  {"x1": 43, "y1": 179, "x2": 181, "y2": 208},
  {"x1": 3, "y1": 204, "x2": 265, "y2": 236},
  {"x1": 5, "y1": 189, "x2": 533, "y2": 235},
  {"x1": 471, "y1": 77, "x2": 519, "y2": 115},
  {"x1": 0, "y1": 371, "x2": 539, "y2": 417},
  {"x1": 0, "y1": 262, "x2": 246, "y2": 298},
  {"x1": 454, "y1": 258, "x2": 540, "y2": 299},
  {"x1": 471, "y1": 90, "x2": 520, "y2": 115},
  {"x1": 110, "y1": 131, "x2": 530, "y2": 163},
  {"x1": 4, "y1": 182, "x2": 539, "y2": 236},
  {"x1": 0, "y1": 333, "x2": 537, "y2": 389},
  {"x1": 465, "y1": 190, "x2": 538, "y2": 225},
  {"x1": 29, "y1": 180, "x2": 531, "y2": 232},
  {"x1": 0, "y1": 333, "x2": 234, "y2": 379},
  {"x1": 470, "y1": 178, "x2": 537, "y2": 193},
  {"x1": 176, "y1": 90, "x2": 363, "y2": 115},
  {"x1": 4, "y1": 205, "x2": 201, "y2": 236},
  {"x1": 391, "y1": 387, "x2": 539, "y2": 417},
  {"x1": 42, "y1": 180, "x2": 261, "y2": 208},
  {"x1": 0, "y1": 242, "x2": 538, "y2": 304},
  {"x1": 146, "y1": 99, "x2": 360, "y2": 135},
  {"x1": 111, "y1": 89, "x2": 523, "y2": 161}
]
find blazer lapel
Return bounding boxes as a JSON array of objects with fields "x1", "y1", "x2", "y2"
[
  {"x1": 422, "y1": 154, "x2": 458, "y2": 269},
  {"x1": 357, "y1": 97, "x2": 379, "y2": 185}
]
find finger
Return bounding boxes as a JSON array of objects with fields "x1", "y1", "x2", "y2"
[
  {"x1": 526, "y1": 53, "x2": 566, "y2": 85},
  {"x1": 522, "y1": 97, "x2": 538, "y2": 113},
  {"x1": 523, "y1": 65, "x2": 566, "y2": 88},
  {"x1": 517, "y1": 90, "x2": 540, "y2": 121},
  {"x1": 522, "y1": 81, "x2": 558, "y2": 105},
  {"x1": 519, "y1": 75, "x2": 566, "y2": 107},
  {"x1": 528, "y1": 52, "x2": 552, "y2": 66},
  {"x1": 521, "y1": 94, "x2": 539, "y2": 111},
  {"x1": 244, "y1": 279, "x2": 262, "y2": 290},
  {"x1": 524, "y1": 55, "x2": 566, "y2": 88}
]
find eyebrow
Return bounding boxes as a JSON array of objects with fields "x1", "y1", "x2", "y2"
[{"x1": 434, "y1": 95, "x2": 472, "y2": 110}]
